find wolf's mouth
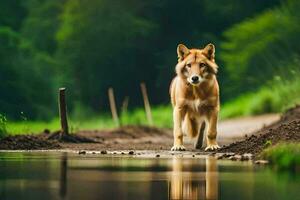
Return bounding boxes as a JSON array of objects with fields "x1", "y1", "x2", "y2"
[
  {"x1": 191, "y1": 80, "x2": 200, "y2": 85},
  {"x1": 187, "y1": 77, "x2": 203, "y2": 85}
]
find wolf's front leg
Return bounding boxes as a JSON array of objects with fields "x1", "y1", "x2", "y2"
[
  {"x1": 205, "y1": 109, "x2": 220, "y2": 151},
  {"x1": 171, "y1": 106, "x2": 186, "y2": 151}
]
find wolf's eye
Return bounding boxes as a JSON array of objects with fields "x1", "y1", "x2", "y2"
[
  {"x1": 199, "y1": 63, "x2": 206, "y2": 68},
  {"x1": 186, "y1": 64, "x2": 191, "y2": 68}
]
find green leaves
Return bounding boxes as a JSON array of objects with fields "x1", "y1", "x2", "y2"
[{"x1": 220, "y1": 0, "x2": 300, "y2": 98}]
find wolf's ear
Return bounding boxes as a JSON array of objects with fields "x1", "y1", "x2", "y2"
[
  {"x1": 203, "y1": 43, "x2": 215, "y2": 61},
  {"x1": 177, "y1": 44, "x2": 190, "y2": 62}
]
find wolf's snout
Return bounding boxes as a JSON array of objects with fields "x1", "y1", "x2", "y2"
[{"x1": 191, "y1": 76, "x2": 199, "y2": 83}]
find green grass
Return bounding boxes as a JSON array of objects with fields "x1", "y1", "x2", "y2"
[
  {"x1": 261, "y1": 143, "x2": 300, "y2": 171},
  {"x1": 6, "y1": 117, "x2": 116, "y2": 135},
  {"x1": 220, "y1": 75, "x2": 300, "y2": 119},
  {"x1": 120, "y1": 105, "x2": 172, "y2": 128},
  {"x1": 5, "y1": 106, "x2": 173, "y2": 135}
]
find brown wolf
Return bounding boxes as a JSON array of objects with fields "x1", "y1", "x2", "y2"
[{"x1": 170, "y1": 43, "x2": 220, "y2": 151}]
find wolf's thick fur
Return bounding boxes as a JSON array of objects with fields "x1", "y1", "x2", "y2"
[{"x1": 170, "y1": 43, "x2": 220, "y2": 151}]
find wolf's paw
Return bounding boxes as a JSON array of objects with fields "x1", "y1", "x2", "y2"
[
  {"x1": 171, "y1": 145, "x2": 186, "y2": 151},
  {"x1": 205, "y1": 144, "x2": 220, "y2": 151}
]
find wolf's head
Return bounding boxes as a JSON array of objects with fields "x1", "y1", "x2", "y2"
[{"x1": 175, "y1": 43, "x2": 218, "y2": 86}]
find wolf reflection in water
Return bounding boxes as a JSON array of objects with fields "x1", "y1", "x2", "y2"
[
  {"x1": 58, "y1": 154, "x2": 218, "y2": 200},
  {"x1": 168, "y1": 157, "x2": 218, "y2": 200}
]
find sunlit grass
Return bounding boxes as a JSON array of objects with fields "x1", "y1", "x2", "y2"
[
  {"x1": 5, "y1": 106, "x2": 173, "y2": 135},
  {"x1": 6, "y1": 117, "x2": 116, "y2": 135},
  {"x1": 220, "y1": 75, "x2": 300, "y2": 119},
  {"x1": 261, "y1": 143, "x2": 300, "y2": 171}
]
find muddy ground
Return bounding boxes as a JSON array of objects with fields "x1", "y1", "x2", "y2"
[
  {"x1": 0, "y1": 126, "x2": 174, "y2": 151},
  {"x1": 0, "y1": 105, "x2": 299, "y2": 156},
  {"x1": 219, "y1": 105, "x2": 300, "y2": 155}
]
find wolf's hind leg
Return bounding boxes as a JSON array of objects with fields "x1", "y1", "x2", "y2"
[
  {"x1": 194, "y1": 122, "x2": 205, "y2": 149},
  {"x1": 183, "y1": 114, "x2": 199, "y2": 138}
]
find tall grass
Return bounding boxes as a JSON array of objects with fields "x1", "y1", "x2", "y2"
[
  {"x1": 261, "y1": 143, "x2": 300, "y2": 171},
  {"x1": 221, "y1": 72, "x2": 300, "y2": 119},
  {"x1": 0, "y1": 114, "x2": 8, "y2": 138}
]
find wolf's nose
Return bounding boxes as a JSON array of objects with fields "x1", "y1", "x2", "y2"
[{"x1": 191, "y1": 76, "x2": 199, "y2": 82}]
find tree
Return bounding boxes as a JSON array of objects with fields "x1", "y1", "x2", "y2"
[
  {"x1": 220, "y1": 0, "x2": 300, "y2": 99},
  {"x1": 0, "y1": 27, "x2": 57, "y2": 120}
]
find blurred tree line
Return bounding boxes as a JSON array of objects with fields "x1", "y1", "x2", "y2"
[{"x1": 2, "y1": 0, "x2": 298, "y2": 120}]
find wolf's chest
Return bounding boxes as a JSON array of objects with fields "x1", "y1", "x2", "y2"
[{"x1": 185, "y1": 99, "x2": 206, "y2": 112}]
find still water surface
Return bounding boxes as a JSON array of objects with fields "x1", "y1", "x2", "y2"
[{"x1": 0, "y1": 152, "x2": 299, "y2": 200}]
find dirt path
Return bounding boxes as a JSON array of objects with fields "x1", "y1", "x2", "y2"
[
  {"x1": 217, "y1": 114, "x2": 279, "y2": 145},
  {"x1": 0, "y1": 113, "x2": 281, "y2": 152},
  {"x1": 60, "y1": 114, "x2": 280, "y2": 151}
]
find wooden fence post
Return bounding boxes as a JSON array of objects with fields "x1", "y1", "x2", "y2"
[
  {"x1": 108, "y1": 87, "x2": 120, "y2": 127},
  {"x1": 58, "y1": 88, "x2": 69, "y2": 138},
  {"x1": 140, "y1": 82, "x2": 153, "y2": 126}
]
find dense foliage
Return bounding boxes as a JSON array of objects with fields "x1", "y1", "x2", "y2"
[
  {"x1": 3, "y1": 0, "x2": 300, "y2": 120},
  {"x1": 221, "y1": 0, "x2": 300, "y2": 99}
]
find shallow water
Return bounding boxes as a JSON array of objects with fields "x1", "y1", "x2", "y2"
[{"x1": 0, "y1": 152, "x2": 299, "y2": 200}]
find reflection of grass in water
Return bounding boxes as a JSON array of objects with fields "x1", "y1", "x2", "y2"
[{"x1": 261, "y1": 143, "x2": 300, "y2": 171}]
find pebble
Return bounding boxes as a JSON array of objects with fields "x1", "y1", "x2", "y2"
[
  {"x1": 192, "y1": 155, "x2": 195, "y2": 157},
  {"x1": 100, "y1": 150, "x2": 107, "y2": 154},
  {"x1": 92, "y1": 152, "x2": 96, "y2": 154},
  {"x1": 241, "y1": 153, "x2": 253, "y2": 161},
  {"x1": 254, "y1": 160, "x2": 269, "y2": 164},
  {"x1": 224, "y1": 153, "x2": 235, "y2": 158},
  {"x1": 209, "y1": 152, "x2": 216, "y2": 156},
  {"x1": 230, "y1": 155, "x2": 242, "y2": 161},
  {"x1": 78, "y1": 150, "x2": 86, "y2": 155},
  {"x1": 128, "y1": 150, "x2": 135, "y2": 155},
  {"x1": 156, "y1": 154, "x2": 160, "y2": 158}
]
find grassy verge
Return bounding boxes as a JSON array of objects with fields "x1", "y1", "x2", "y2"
[
  {"x1": 261, "y1": 143, "x2": 300, "y2": 171},
  {"x1": 220, "y1": 76, "x2": 300, "y2": 119},
  {"x1": 6, "y1": 116, "x2": 115, "y2": 135},
  {"x1": 4, "y1": 106, "x2": 173, "y2": 135}
]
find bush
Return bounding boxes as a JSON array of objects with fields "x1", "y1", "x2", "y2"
[
  {"x1": 220, "y1": 0, "x2": 300, "y2": 99},
  {"x1": 261, "y1": 143, "x2": 300, "y2": 171}
]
